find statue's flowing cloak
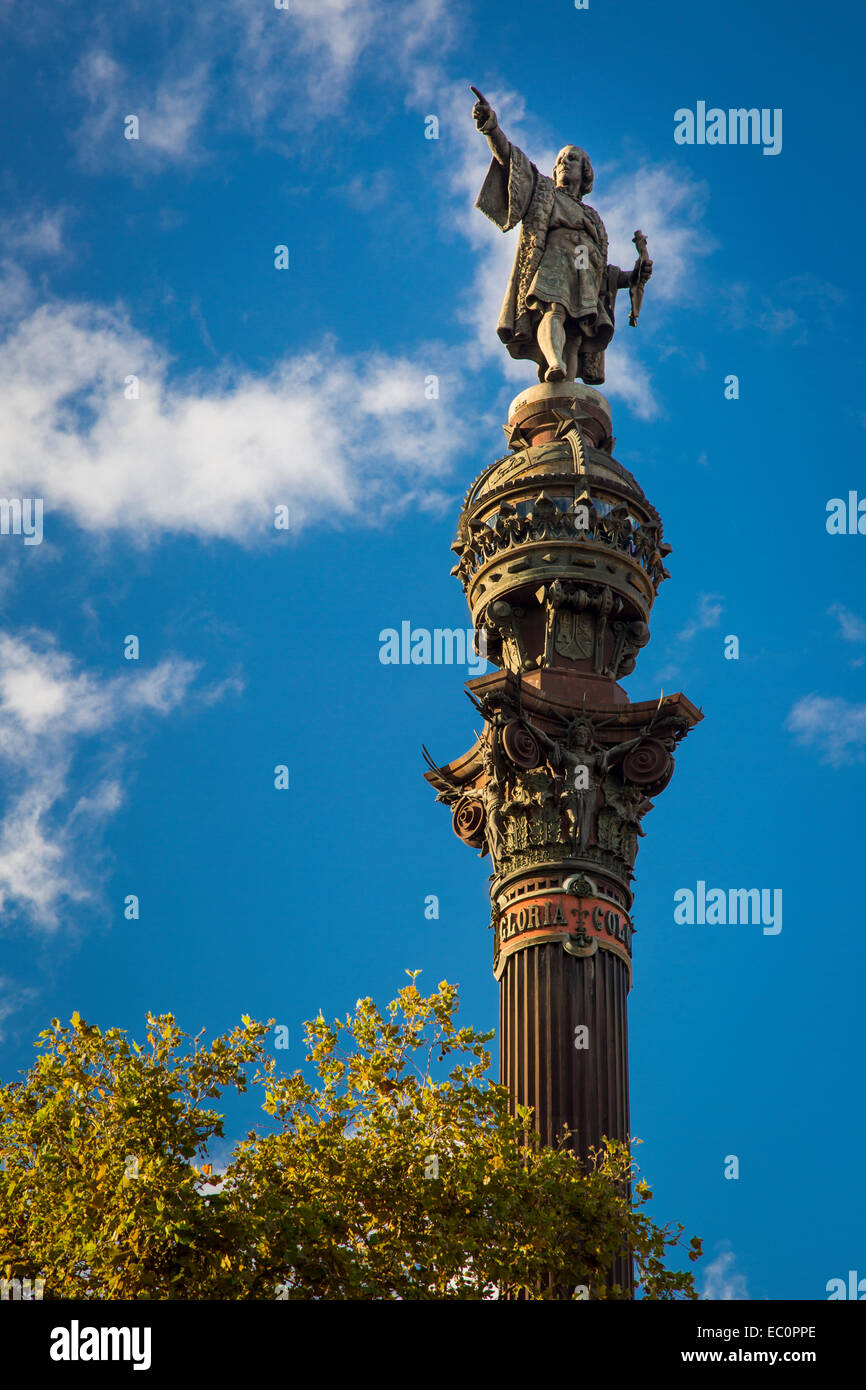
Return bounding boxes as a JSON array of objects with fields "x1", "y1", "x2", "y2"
[{"x1": 476, "y1": 142, "x2": 623, "y2": 382}]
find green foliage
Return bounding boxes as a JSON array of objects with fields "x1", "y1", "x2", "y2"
[{"x1": 0, "y1": 980, "x2": 701, "y2": 1299}]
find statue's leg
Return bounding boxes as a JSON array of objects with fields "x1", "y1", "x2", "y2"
[
  {"x1": 537, "y1": 302, "x2": 567, "y2": 382},
  {"x1": 565, "y1": 333, "x2": 581, "y2": 383}
]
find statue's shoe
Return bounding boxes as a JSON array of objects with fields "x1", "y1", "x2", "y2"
[{"x1": 545, "y1": 364, "x2": 567, "y2": 382}]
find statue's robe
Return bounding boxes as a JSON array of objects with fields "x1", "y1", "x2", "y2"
[{"x1": 476, "y1": 141, "x2": 625, "y2": 384}]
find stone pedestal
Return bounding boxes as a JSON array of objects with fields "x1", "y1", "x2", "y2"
[{"x1": 424, "y1": 385, "x2": 701, "y2": 1295}]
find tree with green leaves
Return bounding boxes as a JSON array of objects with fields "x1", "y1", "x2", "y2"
[{"x1": 0, "y1": 977, "x2": 701, "y2": 1299}]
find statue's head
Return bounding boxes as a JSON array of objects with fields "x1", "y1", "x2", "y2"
[
  {"x1": 568, "y1": 718, "x2": 594, "y2": 749},
  {"x1": 554, "y1": 145, "x2": 594, "y2": 197}
]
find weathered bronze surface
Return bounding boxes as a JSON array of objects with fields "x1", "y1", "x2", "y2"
[
  {"x1": 425, "y1": 375, "x2": 700, "y2": 1185},
  {"x1": 423, "y1": 97, "x2": 701, "y2": 1296},
  {"x1": 471, "y1": 89, "x2": 653, "y2": 385}
]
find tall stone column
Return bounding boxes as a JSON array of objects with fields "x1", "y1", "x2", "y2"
[{"x1": 424, "y1": 383, "x2": 701, "y2": 1289}]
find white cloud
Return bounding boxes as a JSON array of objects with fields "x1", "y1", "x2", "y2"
[
  {"x1": 69, "y1": 0, "x2": 457, "y2": 166},
  {"x1": 0, "y1": 260, "x2": 38, "y2": 324},
  {"x1": 726, "y1": 274, "x2": 844, "y2": 341},
  {"x1": 829, "y1": 604, "x2": 866, "y2": 644},
  {"x1": 0, "y1": 209, "x2": 67, "y2": 258},
  {"x1": 224, "y1": 0, "x2": 456, "y2": 127},
  {"x1": 594, "y1": 160, "x2": 713, "y2": 308},
  {"x1": 786, "y1": 694, "x2": 866, "y2": 767},
  {"x1": 0, "y1": 631, "x2": 201, "y2": 931},
  {"x1": 340, "y1": 169, "x2": 392, "y2": 208},
  {"x1": 701, "y1": 1247, "x2": 749, "y2": 1300},
  {"x1": 0, "y1": 296, "x2": 467, "y2": 541},
  {"x1": 678, "y1": 593, "x2": 724, "y2": 641},
  {"x1": 0, "y1": 975, "x2": 38, "y2": 1043},
  {"x1": 648, "y1": 593, "x2": 724, "y2": 686},
  {"x1": 73, "y1": 48, "x2": 211, "y2": 170},
  {"x1": 603, "y1": 339, "x2": 659, "y2": 421},
  {"x1": 652, "y1": 663, "x2": 682, "y2": 686}
]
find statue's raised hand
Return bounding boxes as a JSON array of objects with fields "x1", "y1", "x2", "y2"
[{"x1": 471, "y1": 86, "x2": 495, "y2": 130}]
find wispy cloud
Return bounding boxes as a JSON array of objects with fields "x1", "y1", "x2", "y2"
[
  {"x1": 0, "y1": 292, "x2": 467, "y2": 541},
  {"x1": 230, "y1": 0, "x2": 457, "y2": 127},
  {"x1": 340, "y1": 169, "x2": 393, "y2": 209},
  {"x1": 67, "y1": 0, "x2": 458, "y2": 169},
  {"x1": 0, "y1": 208, "x2": 68, "y2": 258},
  {"x1": 786, "y1": 693, "x2": 866, "y2": 767},
  {"x1": 0, "y1": 630, "x2": 203, "y2": 931},
  {"x1": 724, "y1": 273, "x2": 844, "y2": 342},
  {"x1": 679, "y1": 593, "x2": 724, "y2": 641},
  {"x1": 829, "y1": 604, "x2": 866, "y2": 665},
  {"x1": 0, "y1": 974, "x2": 38, "y2": 1043},
  {"x1": 648, "y1": 593, "x2": 724, "y2": 687},
  {"x1": 72, "y1": 49, "x2": 211, "y2": 172},
  {"x1": 701, "y1": 1246, "x2": 749, "y2": 1300}
]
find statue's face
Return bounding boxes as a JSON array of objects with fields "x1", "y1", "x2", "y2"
[{"x1": 554, "y1": 145, "x2": 586, "y2": 190}]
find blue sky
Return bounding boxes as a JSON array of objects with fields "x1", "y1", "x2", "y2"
[{"x1": 0, "y1": 0, "x2": 864, "y2": 1300}]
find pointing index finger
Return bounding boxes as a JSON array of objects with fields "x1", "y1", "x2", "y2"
[{"x1": 470, "y1": 86, "x2": 488, "y2": 103}]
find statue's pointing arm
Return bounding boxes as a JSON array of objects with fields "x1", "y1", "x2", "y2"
[
  {"x1": 471, "y1": 87, "x2": 535, "y2": 234},
  {"x1": 472, "y1": 88, "x2": 510, "y2": 165}
]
